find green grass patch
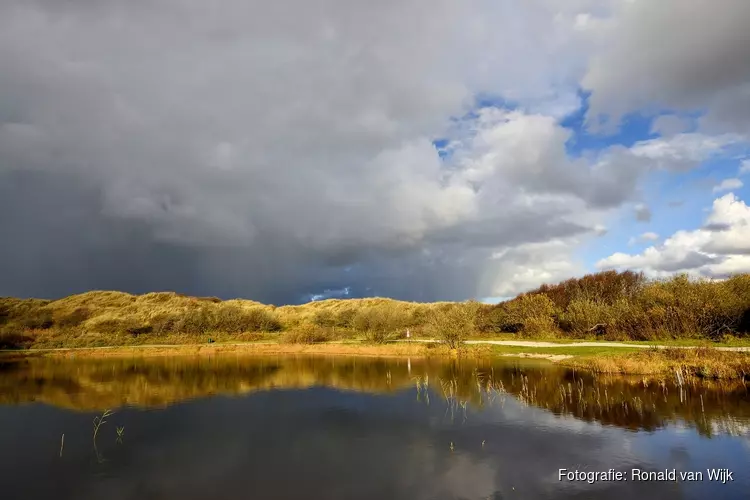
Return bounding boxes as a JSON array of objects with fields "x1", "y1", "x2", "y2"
[{"x1": 616, "y1": 338, "x2": 750, "y2": 348}]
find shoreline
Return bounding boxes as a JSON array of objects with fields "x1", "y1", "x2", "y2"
[
  {"x1": 4, "y1": 337, "x2": 749, "y2": 356},
  {"x1": 0, "y1": 342, "x2": 444, "y2": 360},
  {"x1": 0, "y1": 341, "x2": 577, "y2": 364},
  {"x1": 0, "y1": 341, "x2": 569, "y2": 361},
  {"x1": 2, "y1": 340, "x2": 749, "y2": 381}
]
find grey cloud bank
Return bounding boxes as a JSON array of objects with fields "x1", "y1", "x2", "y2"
[{"x1": 1, "y1": 0, "x2": 749, "y2": 303}]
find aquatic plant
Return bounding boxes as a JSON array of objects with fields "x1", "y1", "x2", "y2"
[
  {"x1": 93, "y1": 409, "x2": 113, "y2": 442},
  {"x1": 92, "y1": 409, "x2": 114, "y2": 462},
  {"x1": 439, "y1": 377, "x2": 468, "y2": 422},
  {"x1": 412, "y1": 375, "x2": 430, "y2": 405}
]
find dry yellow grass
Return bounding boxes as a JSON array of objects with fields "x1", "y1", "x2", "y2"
[
  {"x1": 1, "y1": 291, "x2": 466, "y2": 349},
  {"x1": 17, "y1": 342, "x2": 446, "y2": 359},
  {"x1": 565, "y1": 347, "x2": 750, "y2": 380}
]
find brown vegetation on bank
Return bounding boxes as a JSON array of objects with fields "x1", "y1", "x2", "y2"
[
  {"x1": 2, "y1": 271, "x2": 750, "y2": 350},
  {"x1": 566, "y1": 347, "x2": 750, "y2": 380},
  {"x1": 25, "y1": 342, "x2": 439, "y2": 360},
  {"x1": 477, "y1": 271, "x2": 750, "y2": 341}
]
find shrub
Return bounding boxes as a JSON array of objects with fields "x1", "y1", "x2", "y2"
[
  {"x1": 603, "y1": 300, "x2": 659, "y2": 341},
  {"x1": 312, "y1": 310, "x2": 337, "y2": 328},
  {"x1": 149, "y1": 312, "x2": 182, "y2": 335},
  {"x1": 92, "y1": 318, "x2": 152, "y2": 336},
  {"x1": 502, "y1": 295, "x2": 557, "y2": 337},
  {"x1": 334, "y1": 309, "x2": 357, "y2": 328},
  {"x1": 126, "y1": 324, "x2": 153, "y2": 336},
  {"x1": 91, "y1": 319, "x2": 124, "y2": 334},
  {"x1": 175, "y1": 307, "x2": 215, "y2": 335},
  {"x1": 0, "y1": 328, "x2": 33, "y2": 349},
  {"x1": 352, "y1": 305, "x2": 411, "y2": 343},
  {"x1": 56, "y1": 307, "x2": 91, "y2": 328},
  {"x1": 350, "y1": 309, "x2": 371, "y2": 332},
  {"x1": 233, "y1": 332, "x2": 267, "y2": 342},
  {"x1": 281, "y1": 324, "x2": 332, "y2": 344},
  {"x1": 212, "y1": 306, "x2": 248, "y2": 333},
  {"x1": 0, "y1": 304, "x2": 9, "y2": 325},
  {"x1": 556, "y1": 299, "x2": 612, "y2": 337},
  {"x1": 634, "y1": 275, "x2": 750, "y2": 339},
  {"x1": 427, "y1": 301, "x2": 478, "y2": 348},
  {"x1": 213, "y1": 305, "x2": 281, "y2": 333},
  {"x1": 20, "y1": 308, "x2": 54, "y2": 330},
  {"x1": 526, "y1": 270, "x2": 645, "y2": 309},
  {"x1": 243, "y1": 307, "x2": 282, "y2": 332},
  {"x1": 475, "y1": 305, "x2": 509, "y2": 335}
]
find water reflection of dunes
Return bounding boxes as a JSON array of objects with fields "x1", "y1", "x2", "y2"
[{"x1": 0, "y1": 354, "x2": 748, "y2": 436}]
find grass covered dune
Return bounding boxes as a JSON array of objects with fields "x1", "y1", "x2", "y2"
[
  {"x1": 4, "y1": 270, "x2": 750, "y2": 347},
  {"x1": 2, "y1": 270, "x2": 750, "y2": 379}
]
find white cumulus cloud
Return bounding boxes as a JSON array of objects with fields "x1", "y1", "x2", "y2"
[{"x1": 598, "y1": 194, "x2": 750, "y2": 278}]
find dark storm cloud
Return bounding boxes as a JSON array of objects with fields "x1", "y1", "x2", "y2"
[
  {"x1": 583, "y1": 0, "x2": 750, "y2": 133},
  {"x1": 0, "y1": 0, "x2": 624, "y2": 302},
  {"x1": 2, "y1": 0, "x2": 746, "y2": 302}
]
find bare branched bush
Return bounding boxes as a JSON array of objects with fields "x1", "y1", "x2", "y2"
[
  {"x1": 56, "y1": 307, "x2": 91, "y2": 328},
  {"x1": 281, "y1": 324, "x2": 333, "y2": 344},
  {"x1": 526, "y1": 270, "x2": 645, "y2": 309},
  {"x1": 91, "y1": 318, "x2": 152, "y2": 336},
  {"x1": 20, "y1": 308, "x2": 55, "y2": 330},
  {"x1": 352, "y1": 305, "x2": 412, "y2": 343},
  {"x1": 175, "y1": 307, "x2": 215, "y2": 335},
  {"x1": 149, "y1": 312, "x2": 182, "y2": 335},
  {"x1": 501, "y1": 295, "x2": 558, "y2": 337},
  {"x1": 557, "y1": 299, "x2": 612, "y2": 337},
  {"x1": 427, "y1": 301, "x2": 478, "y2": 348},
  {"x1": 312, "y1": 310, "x2": 337, "y2": 328},
  {"x1": 0, "y1": 329, "x2": 33, "y2": 349},
  {"x1": 213, "y1": 305, "x2": 281, "y2": 333},
  {"x1": 475, "y1": 304, "x2": 508, "y2": 336}
]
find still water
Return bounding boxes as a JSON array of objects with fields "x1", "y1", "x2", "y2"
[{"x1": 0, "y1": 354, "x2": 749, "y2": 499}]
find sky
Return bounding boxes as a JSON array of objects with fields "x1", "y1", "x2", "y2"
[{"x1": 1, "y1": 0, "x2": 750, "y2": 305}]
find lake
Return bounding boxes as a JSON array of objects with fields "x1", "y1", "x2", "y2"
[{"x1": 0, "y1": 353, "x2": 748, "y2": 499}]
